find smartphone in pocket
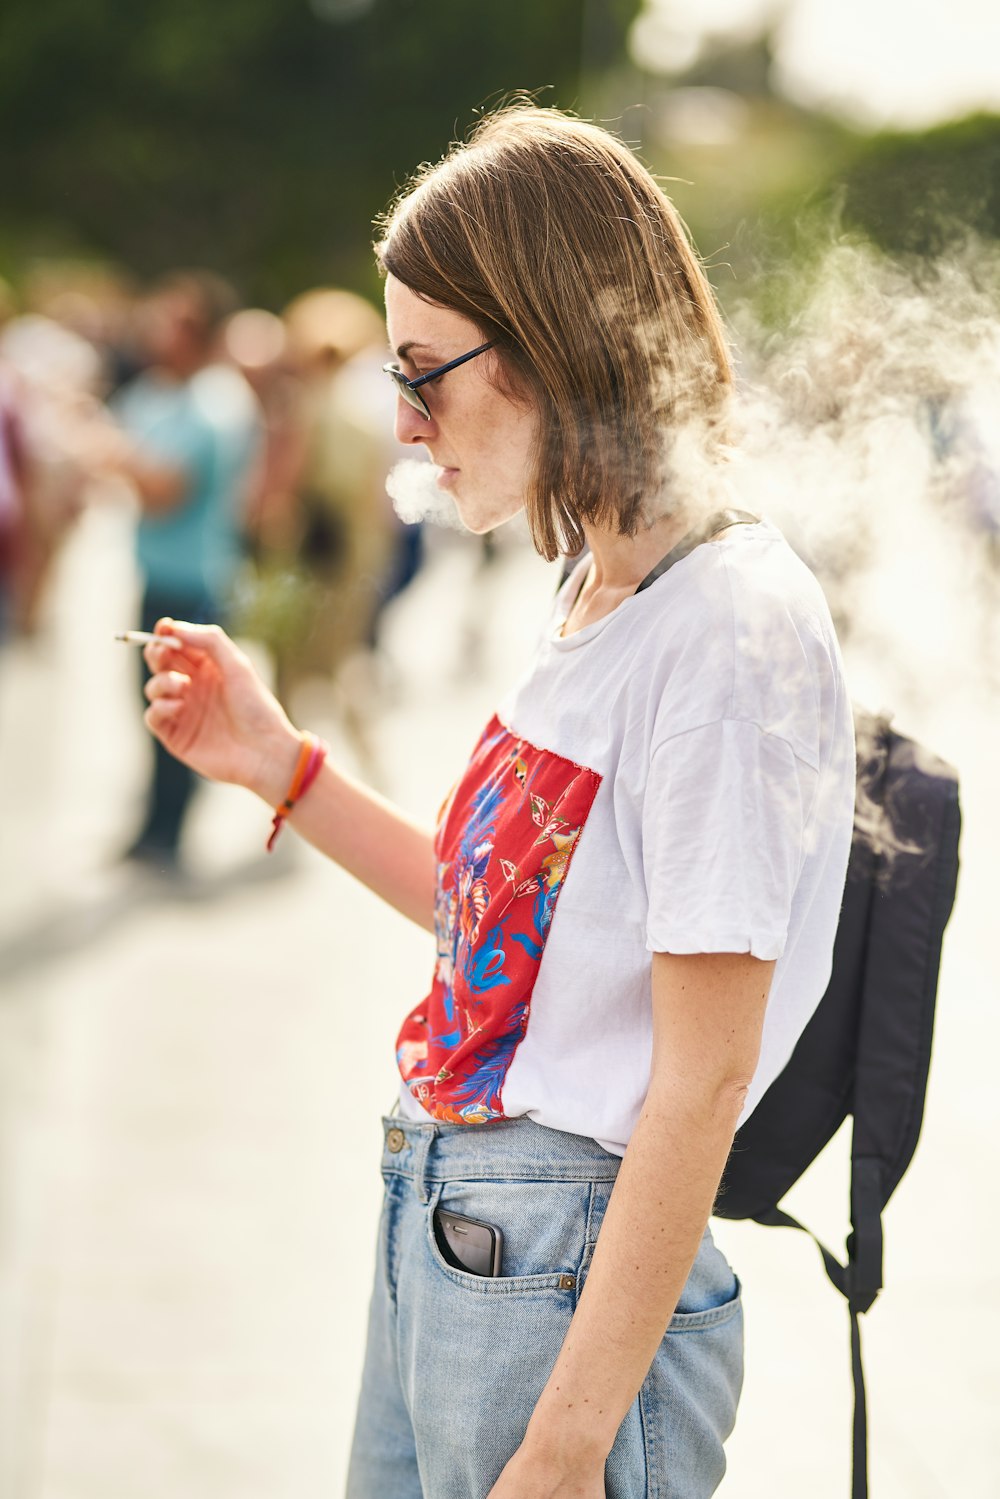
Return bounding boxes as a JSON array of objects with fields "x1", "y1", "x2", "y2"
[{"x1": 433, "y1": 1208, "x2": 504, "y2": 1277}]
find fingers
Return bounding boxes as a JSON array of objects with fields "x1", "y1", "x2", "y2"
[
  {"x1": 144, "y1": 696, "x2": 187, "y2": 749},
  {"x1": 144, "y1": 617, "x2": 242, "y2": 676},
  {"x1": 155, "y1": 617, "x2": 228, "y2": 654},
  {"x1": 144, "y1": 669, "x2": 191, "y2": 704},
  {"x1": 145, "y1": 696, "x2": 184, "y2": 728},
  {"x1": 144, "y1": 670, "x2": 194, "y2": 748}
]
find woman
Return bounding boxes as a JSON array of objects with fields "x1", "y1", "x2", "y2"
[{"x1": 142, "y1": 107, "x2": 856, "y2": 1499}]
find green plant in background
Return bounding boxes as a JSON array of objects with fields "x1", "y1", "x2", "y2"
[
  {"x1": 630, "y1": 27, "x2": 1000, "y2": 328},
  {"x1": 231, "y1": 561, "x2": 327, "y2": 657},
  {"x1": 839, "y1": 113, "x2": 1000, "y2": 258}
]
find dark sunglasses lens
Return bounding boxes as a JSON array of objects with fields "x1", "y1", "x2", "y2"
[
  {"x1": 387, "y1": 368, "x2": 431, "y2": 420},
  {"x1": 405, "y1": 387, "x2": 431, "y2": 419}
]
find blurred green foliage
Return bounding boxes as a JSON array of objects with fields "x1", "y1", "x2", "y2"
[
  {"x1": 4, "y1": 0, "x2": 999, "y2": 312},
  {"x1": 839, "y1": 114, "x2": 1000, "y2": 258},
  {"x1": 647, "y1": 98, "x2": 1000, "y2": 325},
  {"x1": 1, "y1": 0, "x2": 637, "y2": 303},
  {"x1": 646, "y1": 101, "x2": 854, "y2": 301}
]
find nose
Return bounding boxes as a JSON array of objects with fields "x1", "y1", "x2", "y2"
[{"x1": 394, "y1": 393, "x2": 436, "y2": 446}]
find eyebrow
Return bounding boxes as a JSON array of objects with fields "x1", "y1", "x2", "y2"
[{"x1": 395, "y1": 340, "x2": 441, "y2": 362}]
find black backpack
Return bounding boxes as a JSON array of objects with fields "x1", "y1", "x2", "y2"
[{"x1": 713, "y1": 706, "x2": 962, "y2": 1499}]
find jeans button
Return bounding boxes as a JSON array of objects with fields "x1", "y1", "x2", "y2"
[
  {"x1": 386, "y1": 1127, "x2": 406, "y2": 1154},
  {"x1": 559, "y1": 1274, "x2": 576, "y2": 1290}
]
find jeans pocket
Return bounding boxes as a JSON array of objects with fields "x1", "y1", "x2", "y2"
[
  {"x1": 578, "y1": 1231, "x2": 742, "y2": 1328},
  {"x1": 668, "y1": 1275, "x2": 742, "y2": 1331},
  {"x1": 423, "y1": 1181, "x2": 586, "y2": 1298},
  {"x1": 669, "y1": 1230, "x2": 742, "y2": 1330}
]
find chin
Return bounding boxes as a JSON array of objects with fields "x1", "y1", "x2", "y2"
[
  {"x1": 457, "y1": 512, "x2": 496, "y2": 536},
  {"x1": 453, "y1": 492, "x2": 524, "y2": 535}
]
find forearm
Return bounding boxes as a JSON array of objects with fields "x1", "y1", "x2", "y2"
[
  {"x1": 104, "y1": 438, "x2": 186, "y2": 510},
  {"x1": 248, "y1": 729, "x2": 437, "y2": 933},
  {"x1": 128, "y1": 455, "x2": 187, "y2": 510},
  {"x1": 523, "y1": 1076, "x2": 745, "y2": 1466}
]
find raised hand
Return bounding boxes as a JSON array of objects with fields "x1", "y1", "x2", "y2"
[{"x1": 142, "y1": 619, "x2": 300, "y2": 803}]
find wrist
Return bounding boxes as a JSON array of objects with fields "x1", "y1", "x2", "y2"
[
  {"x1": 244, "y1": 723, "x2": 306, "y2": 806},
  {"x1": 265, "y1": 732, "x2": 329, "y2": 852},
  {"x1": 522, "y1": 1396, "x2": 616, "y2": 1472}
]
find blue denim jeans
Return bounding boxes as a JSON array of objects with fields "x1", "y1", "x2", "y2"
[{"x1": 345, "y1": 1115, "x2": 743, "y2": 1499}]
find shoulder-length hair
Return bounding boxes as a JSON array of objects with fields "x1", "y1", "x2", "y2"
[{"x1": 376, "y1": 105, "x2": 733, "y2": 562}]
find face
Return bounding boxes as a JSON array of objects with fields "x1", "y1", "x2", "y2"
[
  {"x1": 384, "y1": 274, "x2": 538, "y2": 534},
  {"x1": 141, "y1": 290, "x2": 207, "y2": 374}
]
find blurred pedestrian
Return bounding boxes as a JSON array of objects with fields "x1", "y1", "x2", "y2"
[
  {"x1": 140, "y1": 107, "x2": 855, "y2": 1497},
  {"x1": 0, "y1": 355, "x2": 27, "y2": 641},
  {"x1": 112, "y1": 270, "x2": 261, "y2": 868},
  {"x1": 0, "y1": 311, "x2": 106, "y2": 636},
  {"x1": 224, "y1": 307, "x2": 302, "y2": 563},
  {"x1": 271, "y1": 288, "x2": 395, "y2": 702}
]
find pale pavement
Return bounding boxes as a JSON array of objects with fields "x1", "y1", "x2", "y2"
[{"x1": 1, "y1": 500, "x2": 997, "y2": 1499}]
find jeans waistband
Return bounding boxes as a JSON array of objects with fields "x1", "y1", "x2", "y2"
[{"x1": 380, "y1": 1114, "x2": 622, "y2": 1203}]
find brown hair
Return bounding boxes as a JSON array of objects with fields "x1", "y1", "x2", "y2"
[{"x1": 376, "y1": 105, "x2": 733, "y2": 561}]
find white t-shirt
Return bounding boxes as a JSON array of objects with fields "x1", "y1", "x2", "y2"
[{"x1": 396, "y1": 518, "x2": 856, "y2": 1155}]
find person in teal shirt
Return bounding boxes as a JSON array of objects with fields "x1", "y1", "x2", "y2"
[{"x1": 114, "y1": 271, "x2": 261, "y2": 869}]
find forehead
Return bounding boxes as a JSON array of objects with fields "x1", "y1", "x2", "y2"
[{"x1": 384, "y1": 274, "x2": 479, "y2": 355}]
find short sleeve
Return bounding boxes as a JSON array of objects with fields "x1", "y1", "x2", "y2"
[
  {"x1": 642, "y1": 718, "x2": 815, "y2": 960},
  {"x1": 114, "y1": 383, "x2": 216, "y2": 490}
]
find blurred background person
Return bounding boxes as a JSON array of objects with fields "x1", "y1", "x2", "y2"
[
  {"x1": 22, "y1": 260, "x2": 143, "y2": 395},
  {"x1": 0, "y1": 361, "x2": 27, "y2": 645},
  {"x1": 0, "y1": 305, "x2": 109, "y2": 639},
  {"x1": 231, "y1": 288, "x2": 404, "y2": 772},
  {"x1": 224, "y1": 306, "x2": 302, "y2": 568},
  {"x1": 0, "y1": 280, "x2": 26, "y2": 642},
  {"x1": 109, "y1": 269, "x2": 261, "y2": 869},
  {"x1": 273, "y1": 288, "x2": 396, "y2": 706}
]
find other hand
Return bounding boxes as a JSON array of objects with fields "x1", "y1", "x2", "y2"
[{"x1": 485, "y1": 1443, "x2": 607, "y2": 1499}]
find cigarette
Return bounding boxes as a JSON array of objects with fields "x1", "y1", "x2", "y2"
[{"x1": 114, "y1": 631, "x2": 182, "y2": 648}]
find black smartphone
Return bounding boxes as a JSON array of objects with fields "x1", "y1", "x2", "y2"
[{"x1": 433, "y1": 1208, "x2": 504, "y2": 1277}]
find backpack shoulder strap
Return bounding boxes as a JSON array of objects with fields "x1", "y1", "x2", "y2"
[{"x1": 633, "y1": 508, "x2": 759, "y2": 593}]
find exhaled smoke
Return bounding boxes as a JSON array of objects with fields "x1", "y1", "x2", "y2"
[
  {"x1": 720, "y1": 233, "x2": 998, "y2": 867},
  {"x1": 385, "y1": 457, "x2": 467, "y2": 531}
]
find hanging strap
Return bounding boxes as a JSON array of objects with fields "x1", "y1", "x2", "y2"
[
  {"x1": 633, "y1": 508, "x2": 759, "y2": 593},
  {"x1": 753, "y1": 1205, "x2": 872, "y2": 1499}
]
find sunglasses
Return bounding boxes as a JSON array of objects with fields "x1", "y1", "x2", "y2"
[{"x1": 382, "y1": 340, "x2": 495, "y2": 420}]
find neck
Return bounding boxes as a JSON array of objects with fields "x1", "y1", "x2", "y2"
[{"x1": 578, "y1": 507, "x2": 695, "y2": 594}]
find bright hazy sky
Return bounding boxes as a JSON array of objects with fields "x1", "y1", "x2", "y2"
[{"x1": 629, "y1": 0, "x2": 1000, "y2": 128}]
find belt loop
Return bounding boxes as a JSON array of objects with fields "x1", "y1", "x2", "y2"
[{"x1": 414, "y1": 1124, "x2": 438, "y2": 1205}]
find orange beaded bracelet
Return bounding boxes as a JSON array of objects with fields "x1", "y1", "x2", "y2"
[{"x1": 266, "y1": 732, "x2": 329, "y2": 852}]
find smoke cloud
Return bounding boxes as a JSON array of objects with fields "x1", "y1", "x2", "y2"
[{"x1": 727, "y1": 236, "x2": 1000, "y2": 701}]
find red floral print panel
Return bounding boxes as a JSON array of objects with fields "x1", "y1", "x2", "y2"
[{"x1": 396, "y1": 714, "x2": 602, "y2": 1124}]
